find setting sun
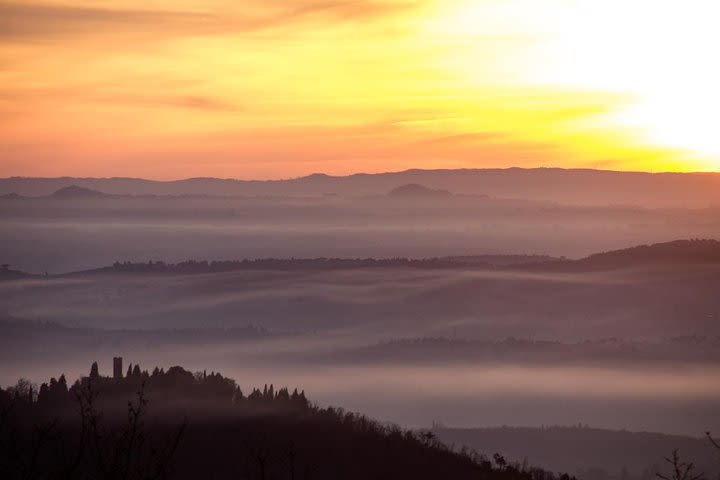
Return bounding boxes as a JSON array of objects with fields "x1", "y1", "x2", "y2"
[
  {"x1": 534, "y1": 0, "x2": 720, "y2": 166},
  {"x1": 425, "y1": 0, "x2": 720, "y2": 170}
]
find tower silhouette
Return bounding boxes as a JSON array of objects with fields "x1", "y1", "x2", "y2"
[{"x1": 113, "y1": 357, "x2": 123, "y2": 379}]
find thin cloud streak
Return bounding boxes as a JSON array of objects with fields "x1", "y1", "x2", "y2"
[{"x1": 0, "y1": 1, "x2": 418, "y2": 41}]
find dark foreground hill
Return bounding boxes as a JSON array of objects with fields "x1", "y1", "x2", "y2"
[{"x1": 0, "y1": 361, "x2": 573, "y2": 480}]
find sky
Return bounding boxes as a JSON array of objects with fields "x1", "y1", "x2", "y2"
[{"x1": 1, "y1": 0, "x2": 719, "y2": 179}]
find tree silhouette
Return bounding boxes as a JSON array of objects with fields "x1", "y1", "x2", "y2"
[
  {"x1": 89, "y1": 361, "x2": 100, "y2": 379},
  {"x1": 706, "y1": 432, "x2": 719, "y2": 452},
  {"x1": 656, "y1": 450, "x2": 703, "y2": 480}
]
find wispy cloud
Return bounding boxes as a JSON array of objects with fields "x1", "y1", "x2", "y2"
[
  {"x1": 0, "y1": 1, "x2": 417, "y2": 41},
  {"x1": 101, "y1": 94, "x2": 241, "y2": 111},
  {"x1": 0, "y1": 2, "x2": 212, "y2": 40}
]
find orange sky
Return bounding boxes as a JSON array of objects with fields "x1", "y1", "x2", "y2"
[{"x1": 1, "y1": 0, "x2": 719, "y2": 179}]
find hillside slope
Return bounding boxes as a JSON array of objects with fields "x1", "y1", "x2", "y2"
[{"x1": 0, "y1": 362, "x2": 573, "y2": 480}]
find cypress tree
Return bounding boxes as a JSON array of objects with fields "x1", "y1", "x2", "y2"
[
  {"x1": 90, "y1": 361, "x2": 100, "y2": 379},
  {"x1": 58, "y1": 374, "x2": 68, "y2": 393}
]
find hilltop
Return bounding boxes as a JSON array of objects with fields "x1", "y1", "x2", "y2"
[
  {"x1": 581, "y1": 239, "x2": 720, "y2": 265},
  {"x1": 50, "y1": 185, "x2": 109, "y2": 199},
  {"x1": 534, "y1": 239, "x2": 720, "y2": 271}
]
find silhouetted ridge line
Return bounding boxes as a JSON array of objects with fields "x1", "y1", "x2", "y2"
[
  {"x1": 581, "y1": 239, "x2": 720, "y2": 265},
  {"x1": 4, "y1": 239, "x2": 720, "y2": 278},
  {"x1": 100, "y1": 257, "x2": 485, "y2": 274},
  {"x1": 3, "y1": 168, "x2": 720, "y2": 207},
  {"x1": 1, "y1": 359, "x2": 576, "y2": 480},
  {"x1": 76, "y1": 239, "x2": 720, "y2": 275},
  {"x1": 508, "y1": 238, "x2": 720, "y2": 272},
  {"x1": 67, "y1": 255, "x2": 554, "y2": 275}
]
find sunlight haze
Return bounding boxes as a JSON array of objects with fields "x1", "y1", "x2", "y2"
[{"x1": 2, "y1": 0, "x2": 719, "y2": 178}]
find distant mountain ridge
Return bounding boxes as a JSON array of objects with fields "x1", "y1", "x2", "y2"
[{"x1": 3, "y1": 168, "x2": 720, "y2": 207}]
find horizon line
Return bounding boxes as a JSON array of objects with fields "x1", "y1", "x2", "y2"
[{"x1": 3, "y1": 166, "x2": 720, "y2": 183}]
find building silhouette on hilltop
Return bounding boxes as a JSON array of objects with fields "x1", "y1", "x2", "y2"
[{"x1": 113, "y1": 357, "x2": 123, "y2": 379}]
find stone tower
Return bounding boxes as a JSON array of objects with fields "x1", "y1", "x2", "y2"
[{"x1": 113, "y1": 357, "x2": 123, "y2": 379}]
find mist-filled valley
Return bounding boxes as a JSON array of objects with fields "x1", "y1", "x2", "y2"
[
  {"x1": 4, "y1": 185, "x2": 720, "y2": 274},
  {"x1": 2, "y1": 257, "x2": 720, "y2": 439},
  {"x1": 5, "y1": 0, "x2": 720, "y2": 471},
  {"x1": 2, "y1": 172, "x2": 720, "y2": 479}
]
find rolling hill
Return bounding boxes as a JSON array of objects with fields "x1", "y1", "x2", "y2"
[{"x1": 3, "y1": 168, "x2": 720, "y2": 207}]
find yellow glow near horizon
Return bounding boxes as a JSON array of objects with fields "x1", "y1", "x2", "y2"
[
  {"x1": 430, "y1": 0, "x2": 720, "y2": 169},
  {"x1": 0, "y1": 0, "x2": 718, "y2": 178},
  {"x1": 545, "y1": 1, "x2": 720, "y2": 166}
]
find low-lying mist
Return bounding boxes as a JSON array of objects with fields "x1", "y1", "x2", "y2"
[
  {"x1": 3, "y1": 195, "x2": 720, "y2": 273},
  {"x1": 2, "y1": 345, "x2": 718, "y2": 437},
  {"x1": 3, "y1": 264, "x2": 719, "y2": 338},
  {"x1": 2, "y1": 259, "x2": 720, "y2": 437},
  {"x1": 2, "y1": 193, "x2": 719, "y2": 456}
]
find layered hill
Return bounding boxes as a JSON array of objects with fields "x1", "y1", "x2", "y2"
[
  {"x1": 3, "y1": 168, "x2": 720, "y2": 207},
  {"x1": 2, "y1": 239, "x2": 715, "y2": 278},
  {"x1": 532, "y1": 239, "x2": 720, "y2": 271}
]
